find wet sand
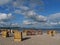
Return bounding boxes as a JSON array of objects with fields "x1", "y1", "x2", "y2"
[{"x1": 0, "y1": 33, "x2": 60, "y2": 45}]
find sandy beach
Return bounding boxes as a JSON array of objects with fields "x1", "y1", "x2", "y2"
[{"x1": 0, "y1": 33, "x2": 60, "y2": 45}]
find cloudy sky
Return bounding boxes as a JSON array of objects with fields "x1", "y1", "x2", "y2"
[{"x1": 0, "y1": 0, "x2": 60, "y2": 28}]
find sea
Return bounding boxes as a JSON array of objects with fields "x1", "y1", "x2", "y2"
[
  {"x1": 0, "y1": 27, "x2": 60, "y2": 33},
  {"x1": 17, "y1": 28, "x2": 60, "y2": 33}
]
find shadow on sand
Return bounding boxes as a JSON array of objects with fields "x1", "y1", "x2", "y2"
[{"x1": 22, "y1": 37, "x2": 31, "y2": 41}]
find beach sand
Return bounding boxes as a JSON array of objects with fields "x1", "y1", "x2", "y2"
[{"x1": 0, "y1": 33, "x2": 60, "y2": 45}]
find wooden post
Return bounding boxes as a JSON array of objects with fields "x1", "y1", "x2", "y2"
[{"x1": 14, "y1": 31, "x2": 22, "y2": 42}]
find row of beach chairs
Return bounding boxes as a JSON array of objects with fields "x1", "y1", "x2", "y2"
[
  {"x1": 23, "y1": 30, "x2": 56, "y2": 36},
  {"x1": 0, "y1": 30, "x2": 56, "y2": 42}
]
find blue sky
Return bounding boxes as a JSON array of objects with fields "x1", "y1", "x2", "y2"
[{"x1": 0, "y1": 0, "x2": 60, "y2": 28}]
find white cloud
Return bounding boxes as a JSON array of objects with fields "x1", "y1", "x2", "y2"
[
  {"x1": 0, "y1": 0, "x2": 47, "y2": 28},
  {"x1": 50, "y1": 22, "x2": 58, "y2": 25},
  {"x1": 14, "y1": 6, "x2": 29, "y2": 14},
  {"x1": 58, "y1": 22, "x2": 60, "y2": 24},
  {"x1": 48, "y1": 13, "x2": 60, "y2": 22},
  {"x1": 12, "y1": 0, "x2": 43, "y2": 9},
  {"x1": 0, "y1": 13, "x2": 13, "y2": 27},
  {"x1": 14, "y1": 10, "x2": 22, "y2": 14},
  {"x1": 27, "y1": 10, "x2": 36, "y2": 16},
  {"x1": 11, "y1": 23, "x2": 20, "y2": 27},
  {"x1": 0, "y1": 0, "x2": 12, "y2": 5},
  {"x1": 14, "y1": 9, "x2": 47, "y2": 22},
  {"x1": 23, "y1": 20, "x2": 31, "y2": 25},
  {"x1": 23, "y1": 20, "x2": 37, "y2": 25},
  {"x1": 21, "y1": 12, "x2": 60, "y2": 28},
  {"x1": 26, "y1": 10, "x2": 47, "y2": 22},
  {"x1": 13, "y1": 1, "x2": 60, "y2": 28},
  {"x1": 35, "y1": 15, "x2": 47, "y2": 22},
  {"x1": 0, "y1": 21, "x2": 9, "y2": 27},
  {"x1": 45, "y1": 13, "x2": 60, "y2": 26},
  {"x1": 12, "y1": 0, "x2": 45, "y2": 22},
  {"x1": 0, "y1": 13, "x2": 12, "y2": 21},
  {"x1": 0, "y1": 0, "x2": 59, "y2": 28},
  {"x1": 20, "y1": 6, "x2": 29, "y2": 10}
]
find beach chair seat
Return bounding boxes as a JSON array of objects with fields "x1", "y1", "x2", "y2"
[
  {"x1": 14, "y1": 31, "x2": 22, "y2": 42},
  {"x1": 37, "y1": 30, "x2": 42, "y2": 35},
  {"x1": 48, "y1": 30, "x2": 56, "y2": 36},
  {"x1": 2, "y1": 30, "x2": 9, "y2": 38}
]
